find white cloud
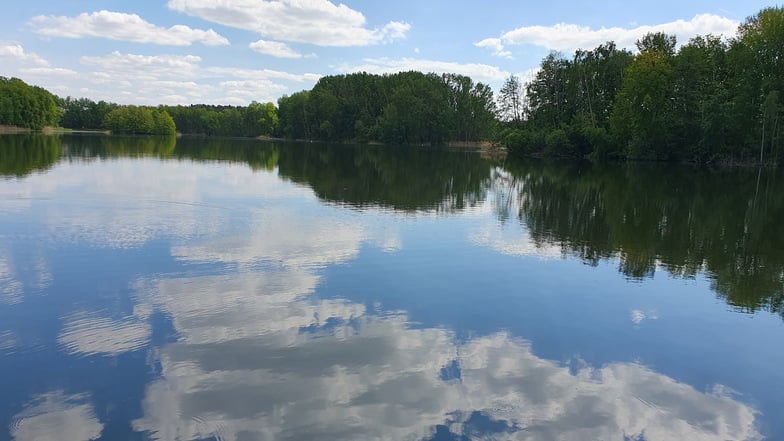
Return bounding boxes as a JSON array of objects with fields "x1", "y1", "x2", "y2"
[
  {"x1": 218, "y1": 80, "x2": 289, "y2": 104},
  {"x1": 64, "y1": 51, "x2": 321, "y2": 104},
  {"x1": 19, "y1": 67, "x2": 78, "y2": 77},
  {"x1": 81, "y1": 52, "x2": 203, "y2": 79},
  {"x1": 0, "y1": 42, "x2": 49, "y2": 66},
  {"x1": 30, "y1": 10, "x2": 229, "y2": 46},
  {"x1": 167, "y1": 0, "x2": 410, "y2": 46},
  {"x1": 208, "y1": 66, "x2": 321, "y2": 83},
  {"x1": 336, "y1": 57, "x2": 510, "y2": 83},
  {"x1": 474, "y1": 38, "x2": 512, "y2": 59},
  {"x1": 10, "y1": 392, "x2": 103, "y2": 441},
  {"x1": 249, "y1": 39, "x2": 306, "y2": 58},
  {"x1": 478, "y1": 13, "x2": 739, "y2": 56}
]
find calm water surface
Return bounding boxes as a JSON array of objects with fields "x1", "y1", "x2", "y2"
[{"x1": 1, "y1": 134, "x2": 783, "y2": 441}]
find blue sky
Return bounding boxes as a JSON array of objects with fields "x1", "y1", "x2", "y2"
[{"x1": 0, "y1": 0, "x2": 774, "y2": 105}]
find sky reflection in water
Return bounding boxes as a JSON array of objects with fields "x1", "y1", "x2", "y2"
[{"x1": 1, "y1": 135, "x2": 781, "y2": 441}]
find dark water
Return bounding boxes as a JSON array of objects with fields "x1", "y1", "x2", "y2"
[{"x1": 1, "y1": 134, "x2": 782, "y2": 441}]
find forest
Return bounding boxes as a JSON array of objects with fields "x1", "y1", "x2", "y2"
[
  {"x1": 497, "y1": 6, "x2": 784, "y2": 164},
  {"x1": 0, "y1": 6, "x2": 782, "y2": 163}
]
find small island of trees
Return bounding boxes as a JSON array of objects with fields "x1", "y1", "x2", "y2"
[{"x1": 1, "y1": 6, "x2": 782, "y2": 165}]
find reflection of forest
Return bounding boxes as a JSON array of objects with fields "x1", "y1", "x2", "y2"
[
  {"x1": 0, "y1": 135, "x2": 61, "y2": 177},
  {"x1": 275, "y1": 142, "x2": 492, "y2": 211},
  {"x1": 498, "y1": 158, "x2": 784, "y2": 318},
  {"x1": 2, "y1": 134, "x2": 782, "y2": 318},
  {"x1": 1, "y1": 134, "x2": 492, "y2": 212}
]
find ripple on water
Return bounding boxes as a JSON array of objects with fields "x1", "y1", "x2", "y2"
[{"x1": 57, "y1": 311, "x2": 151, "y2": 357}]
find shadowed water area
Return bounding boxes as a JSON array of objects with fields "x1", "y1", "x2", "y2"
[{"x1": 0, "y1": 134, "x2": 782, "y2": 441}]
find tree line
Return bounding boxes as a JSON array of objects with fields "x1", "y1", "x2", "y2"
[
  {"x1": 3, "y1": 71, "x2": 495, "y2": 144},
  {"x1": 1, "y1": 79, "x2": 281, "y2": 137},
  {"x1": 2, "y1": 5, "x2": 782, "y2": 160},
  {"x1": 497, "y1": 6, "x2": 784, "y2": 165},
  {"x1": 278, "y1": 71, "x2": 496, "y2": 145},
  {"x1": 0, "y1": 76, "x2": 60, "y2": 129}
]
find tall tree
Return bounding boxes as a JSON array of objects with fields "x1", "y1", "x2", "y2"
[
  {"x1": 497, "y1": 75, "x2": 524, "y2": 124},
  {"x1": 731, "y1": 7, "x2": 784, "y2": 164},
  {"x1": 527, "y1": 52, "x2": 571, "y2": 129},
  {"x1": 610, "y1": 35, "x2": 677, "y2": 159}
]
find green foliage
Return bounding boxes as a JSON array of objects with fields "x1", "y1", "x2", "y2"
[
  {"x1": 278, "y1": 91, "x2": 311, "y2": 140},
  {"x1": 497, "y1": 75, "x2": 524, "y2": 124},
  {"x1": 276, "y1": 71, "x2": 496, "y2": 145},
  {"x1": 103, "y1": 105, "x2": 176, "y2": 136},
  {"x1": 59, "y1": 97, "x2": 117, "y2": 129},
  {"x1": 502, "y1": 6, "x2": 784, "y2": 165},
  {"x1": 0, "y1": 77, "x2": 60, "y2": 129},
  {"x1": 635, "y1": 32, "x2": 677, "y2": 56},
  {"x1": 162, "y1": 102, "x2": 279, "y2": 137},
  {"x1": 610, "y1": 48, "x2": 675, "y2": 159}
]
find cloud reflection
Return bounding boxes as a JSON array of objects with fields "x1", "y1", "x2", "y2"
[
  {"x1": 58, "y1": 311, "x2": 151, "y2": 356},
  {"x1": 171, "y1": 208, "x2": 366, "y2": 267},
  {"x1": 10, "y1": 392, "x2": 103, "y2": 441},
  {"x1": 131, "y1": 271, "x2": 761, "y2": 441},
  {"x1": 0, "y1": 252, "x2": 23, "y2": 304}
]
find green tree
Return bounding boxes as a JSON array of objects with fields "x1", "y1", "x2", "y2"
[
  {"x1": 0, "y1": 77, "x2": 60, "y2": 129},
  {"x1": 277, "y1": 91, "x2": 311, "y2": 139},
  {"x1": 527, "y1": 52, "x2": 571, "y2": 129},
  {"x1": 671, "y1": 35, "x2": 729, "y2": 160},
  {"x1": 103, "y1": 105, "x2": 175, "y2": 135},
  {"x1": 635, "y1": 32, "x2": 677, "y2": 56},
  {"x1": 497, "y1": 75, "x2": 524, "y2": 124},
  {"x1": 730, "y1": 7, "x2": 784, "y2": 164},
  {"x1": 610, "y1": 35, "x2": 676, "y2": 159}
]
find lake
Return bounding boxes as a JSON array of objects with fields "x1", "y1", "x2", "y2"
[{"x1": 1, "y1": 134, "x2": 782, "y2": 441}]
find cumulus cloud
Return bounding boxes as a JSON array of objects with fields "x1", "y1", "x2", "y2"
[
  {"x1": 336, "y1": 57, "x2": 510, "y2": 83},
  {"x1": 477, "y1": 13, "x2": 740, "y2": 56},
  {"x1": 474, "y1": 38, "x2": 512, "y2": 59},
  {"x1": 208, "y1": 66, "x2": 322, "y2": 83},
  {"x1": 0, "y1": 42, "x2": 49, "y2": 66},
  {"x1": 249, "y1": 39, "x2": 306, "y2": 58},
  {"x1": 81, "y1": 52, "x2": 203, "y2": 80},
  {"x1": 19, "y1": 67, "x2": 78, "y2": 77},
  {"x1": 167, "y1": 0, "x2": 410, "y2": 46},
  {"x1": 10, "y1": 392, "x2": 103, "y2": 441},
  {"x1": 30, "y1": 10, "x2": 229, "y2": 46},
  {"x1": 69, "y1": 51, "x2": 321, "y2": 104}
]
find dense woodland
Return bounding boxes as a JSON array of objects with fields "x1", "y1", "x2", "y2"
[
  {"x1": 0, "y1": 77, "x2": 60, "y2": 130},
  {"x1": 498, "y1": 6, "x2": 784, "y2": 164},
  {"x1": 277, "y1": 71, "x2": 495, "y2": 145},
  {"x1": 1, "y1": 6, "x2": 782, "y2": 163}
]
